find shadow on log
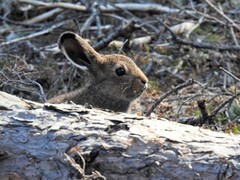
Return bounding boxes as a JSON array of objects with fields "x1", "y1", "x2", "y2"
[{"x1": 0, "y1": 91, "x2": 240, "y2": 179}]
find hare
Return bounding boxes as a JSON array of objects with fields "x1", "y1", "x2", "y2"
[{"x1": 47, "y1": 32, "x2": 148, "y2": 112}]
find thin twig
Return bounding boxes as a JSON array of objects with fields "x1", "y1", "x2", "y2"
[
  {"x1": 181, "y1": 83, "x2": 240, "y2": 125},
  {"x1": 0, "y1": 16, "x2": 41, "y2": 27},
  {"x1": 159, "y1": 19, "x2": 240, "y2": 51},
  {"x1": 77, "y1": 151, "x2": 86, "y2": 171},
  {"x1": 80, "y1": 3, "x2": 99, "y2": 36},
  {"x1": 230, "y1": 27, "x2": 239, "y2": 46},
  {"x1": 24, "y1": 75, "x2": 47, "y2": 102},
  {"x1": 179, "y1": 94, "x2": 239, "y2": 126},
  {"x1": 64, "y1": 152, "x2": 106, "y2": 179},
  {"x1": 188, "y1": 2, "x2": 226, "y2": 26},
  {"x1": 211, "y1": 92, "x2": 240, "y2": 117},
  {"x1": 24, "y1": 8, "x2": 64, "y2": 24},
  {"x1": 220, "y1": 67, "x2": 240, "y2": 82},
  {"x1": 186, "y1": 16, "x2": 204, "y2": 39},
  {"x1": 174, "y1": 38, "x2": 240, "y2": 51},
  {"x1": 18, "y1": 0, "x2": 87, "y2": 11},
  {"x1": 202, "y1": 0, "x2": 240, "y2": 31},
  {"x1": 217, "y1": 3, "x2": 239, "y2": 47},
  {"x1": 64, "y1": 153, "x2": 85, "y2": 176},
  {"x1": 210, "y1": 67, "x2": 240, "y2": 116},
  {"x1": 0, "y1": 22, "x2": 64, "y2": 47},
  {"x1": 145, "y1": 79, "x2": 195, "y2": 116}
]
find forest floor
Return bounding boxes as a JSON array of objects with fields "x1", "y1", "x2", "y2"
[{"x1": 1, "y1": 0, "x2": 240, "y2": 133}]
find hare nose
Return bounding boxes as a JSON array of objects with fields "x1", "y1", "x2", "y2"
[
  {"x1": 141, "y1": 79, "x2": 147, "y2": 84},
  {"x1": 138, "y1": 78, "x2": 148, "y2": 89}
]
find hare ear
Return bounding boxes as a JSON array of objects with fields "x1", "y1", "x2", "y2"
[{"x1": 58, "y1": 32, "x2": 100, "y2": 68}]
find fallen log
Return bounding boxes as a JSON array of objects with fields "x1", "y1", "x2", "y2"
[{"x1": 0, "y1": 91, "x2": 239, "y2": 179}]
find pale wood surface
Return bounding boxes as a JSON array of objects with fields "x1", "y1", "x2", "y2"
[{"x1": 0, "y1": 91, "x2": 239, "y2": 179}]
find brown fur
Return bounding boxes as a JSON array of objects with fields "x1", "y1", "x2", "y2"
[{"x1": 47, "y1": 32, "x2": 148, "y2": 112}]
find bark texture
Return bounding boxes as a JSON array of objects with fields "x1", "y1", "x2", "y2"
[{"x1": 0, "y1": 91, "x2": 239, "y2": 179}]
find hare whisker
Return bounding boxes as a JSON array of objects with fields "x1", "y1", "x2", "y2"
[{"x1": 121, "y1": 85, "x2": 130, "y2": 97}]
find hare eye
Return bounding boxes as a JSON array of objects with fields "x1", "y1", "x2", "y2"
[{"x1": 115, "y1": 67, "x2": 125, "y2": 76}]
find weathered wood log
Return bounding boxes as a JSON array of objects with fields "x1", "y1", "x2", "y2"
[{"x1": 0, "y1": 91, "x2": 240, "y2": 179}]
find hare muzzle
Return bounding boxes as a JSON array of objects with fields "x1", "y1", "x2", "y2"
[{"x1": 132, "y1": 77, "x2": 148, "y2": 97}]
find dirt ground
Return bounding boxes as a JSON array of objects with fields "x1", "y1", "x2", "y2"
[{"x1": 1, "y1": 0, "x2": 240, "y2": 133}]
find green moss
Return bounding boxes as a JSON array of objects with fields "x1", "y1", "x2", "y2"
[
  {"x1": 0, "y1": 59, "x2": 7, "y2": 68},
  {"x1": 206, "y1": 34, "x2": 222, "y2": 42},
  {"x1": 227, "y1": 98, "x2": 240, "y2": 121},
  {"x1": 193, "y1": 109, "x2": 201, "y2": 116},
  {"x1": 195, "y1": 25, "x2": 211, "y2": 34},
  {"x1": 148, "y1": 80, "x2": 160, "y2": 91},
  {"x1": 141, "y1": 43, "x2": 150, "y2": 64},
  {"x1": 232, "y1": 125, "x2": 240, "y2": 134},
  {"x1": 194, "y1": 26, "x2": 222, "y2": 42}
]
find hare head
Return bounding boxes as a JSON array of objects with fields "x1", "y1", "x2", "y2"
[{"x1": 48, "y1": 32, "x2": 148, "y2": 112}]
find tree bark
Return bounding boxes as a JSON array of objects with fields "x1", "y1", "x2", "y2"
[{"x1": 0, "y1": 91, "x2": 239, "y2": 179}]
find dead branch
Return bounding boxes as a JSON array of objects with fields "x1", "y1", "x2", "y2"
[
  {"x1": 220, "y1": 67, "x2": 240, "y2": 82},
  {"x1": 197, "y1": 98, "x2": 214, "y2": 125},
  {"x1": 210, "y1": 67, "x2": 240, "y2": 118},
  {"x1": 146, "y1": 79, "x2": 195, "y2": 116},
  {"x1": 0, "y1": 68, "x2": 47, "y2": 102},
  {"x1": 174, "y1": 37, "x2": 240, "y2": 51},
  {"x1": 23, "y1": 8, "x2": 63, "y2": 24},
  {"x1": 0, "y1": 22, "x2": 64, "y2": 47},
  {"x1": 160, "y1": 19, "x2": 240, "y2": 51},
  {"x1": 202, "y1": 0, "x2": 240, "y2": 31},
  {"x1": 79, "y1": 3, "x2": 100, "y2": 36},
  {"x1": 230, "y1": 26, "x2": 239, "y2": 46},
  {"x1": 179, "y1": 91, "x2": 240, "y2": 126},
  {"x1": 18, "y1": 0, "x2": 195, "y2": 14},
  {"x1": 18, "y1": 0, "x2": 87, "y2": 11},
  {"x1": 210, "y1": 92, "x2": 240, "y2": 117}
]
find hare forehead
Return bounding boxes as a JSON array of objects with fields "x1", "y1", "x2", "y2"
[{"x1": 104, "y1": 54, "x2": 137, "y2": 68}]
